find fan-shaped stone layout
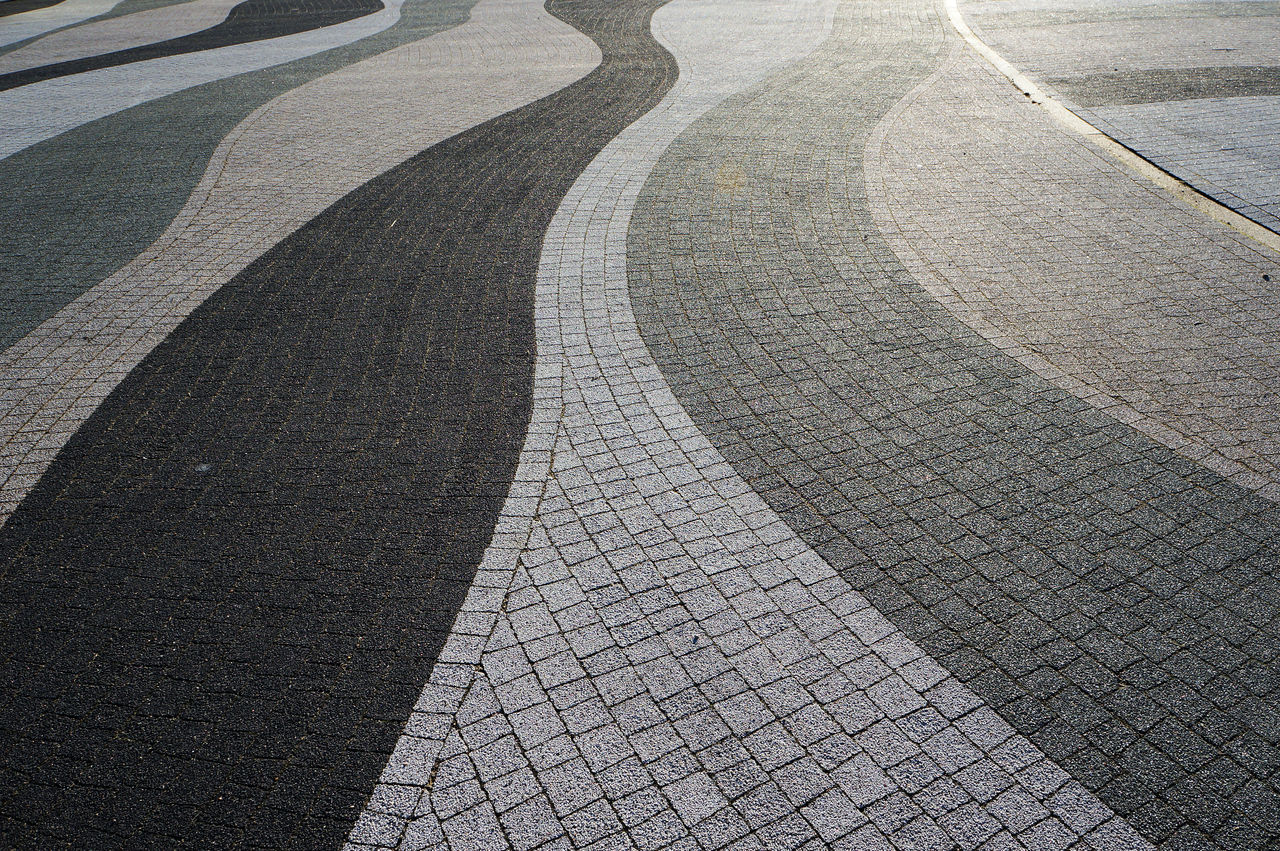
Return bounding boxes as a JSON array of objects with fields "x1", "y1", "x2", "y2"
[{"x1": 0, "y1": 0, "x2": 1277, "y2": 849}]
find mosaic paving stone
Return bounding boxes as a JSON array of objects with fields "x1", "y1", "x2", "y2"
[
  {"x1": 0, "y1": 0, "x2": 242, "y2": 75},
  {"x1": 0, "y1": 0, "x2": 598, "y2": 523},
  {"x1": 0, "y1": 0, "x2": 673, "y2": 846},
  {"x1": 357, "y1": 1, "x2": 1144, "y2": 850},
  {"x1": 0, "y1": 0, "x2": 384, "y2": 90},
  {"x1": 0, "y1": 0, "x2": 477, "y2": 355},
  {"x1": 959, "y1": 0, "x2": 1280, "y2": 232},
  {"x1": 629, "y1": 0, "x2": 1280, "y2": 848},
  {"x1": 865, "y1": 47, "x2": 1280, "y2": 499}
]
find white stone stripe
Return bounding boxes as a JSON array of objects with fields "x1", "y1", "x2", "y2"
[
  {"x1": 0, "y1": 0, "x2": 241, "y2": 75},
  {"x1": 0, "y1": 0, "x2": 600, "y2": 523},
  {"x1": 352, "y1": 0, "x2": 1151, "y2": 848},
  {"x1": 0, "y1": 0, "x2": 404, "y2": 161},
  {"x1": 0, "y1": 0, "x2": 126, "y2": 50}
]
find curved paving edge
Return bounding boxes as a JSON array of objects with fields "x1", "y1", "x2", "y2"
[
  {"x1": 0, "y1": 0, "x2": 673, "y2": 846},
  {"x1": 0, "y1": 0, "x2": 600, "y2": 525},
  {"x1": 0, "y1": 0, "x2": 125, "y2": 47},
  {"x1": 864, "y1": 45, "x2": 1280, "y2": 502},
  {"x1": 951, "y1": 0, "x2": 1280, "y2": 240},
  {"x1": 0, "y1": 0, "x2": 192, "y2": 57},
  {"x1": 0, "y1": 0, "x2": 384, "y2": 91},
  {"x1": 0, "y1": 0, "x2": 402, "y2": 161},
  {"x1": 628, "y1": 0, "x2": 1280, "y2": 847},
  {"x1": 0, "y1": 0, "x2": 485, "y2": 357},
  {"x1": 349, "y1": 1, "x2": 1150, "y2": 850},
  {"x1": 0, "y1": 0, "x2": 271, "y2": 76},
  {"x1": 0, "y1": 0, "x2": 66, "y2": 18}
]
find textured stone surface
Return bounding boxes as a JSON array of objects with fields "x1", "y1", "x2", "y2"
[
  {"x1": 1, "y1": 0, "x2": 1276, "y2": 847},
  {"x1": 0, "y1": 0, "x2": 401, "y2": 160},
  {"x1": 0, "y1": 0, "x2": 476, "y2": 356},
  {"x1": 629, "y1": 0, "x2": 1280, "y2": 849},
  {"x1": 0, "y1": 0, "x2": 240, "y2": 75},
  {"x1": 960, "y1": 0, "x2": 1280, "y2": 232},
  {"x1": 0, "y1": 0, "x2": 126, "y2": 48},
  {"x1": 0, "y1": 0, "x2": 383, "y2": 90},
  {"x1": 356, "y1": 1, "x2": 1147, "y2": 850},
  {"x1": 0, "y1": 0, "x2": 670, "y2": 846},
  {"x1": 865, "y1": 47, "x2": 1280, "y2": 500},
  {"x1": 0, "y1": 0, "x2": 599, "y2": 522}
]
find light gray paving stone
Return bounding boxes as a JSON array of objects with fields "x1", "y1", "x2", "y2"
[
  {"x1": 0, "y1": 0, "x2": 238, "y2": 73},
  {"x1": 865, "y1": 45, "x2": 1280, "y2": 498},
  {"x1": 0, "y1": 0, "x2": 127, "y2": 49},
  {"x1": 0, "y1": 0, "x2": 408, "y2": 159},
  {"x1": 0, "y1": 0, "x2": 599, "y2": 523},
  {"x1": 353, "y1": 0, "x2": 1155, "y2": 848}
]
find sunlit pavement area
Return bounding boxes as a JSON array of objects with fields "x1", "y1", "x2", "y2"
[{"x1": 0, "y1": 0, "x2": 1278, "y2": 848}]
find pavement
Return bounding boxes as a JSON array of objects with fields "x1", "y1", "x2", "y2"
[{"x1": 0, "y1": 0, "x2": 1277, "y2": 849}]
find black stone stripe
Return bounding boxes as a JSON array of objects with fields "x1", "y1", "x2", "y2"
[
  {"x1": 0, "y1": 0, "x2": 383, "y2": 92},
  {"x1": 0, "y1": 1, "x2": 675, "y2": 848},
  {"x1": 0, "y1": 0, "x2": 479, "y2": 356},
  {"x1": 629, "y1": 20, "x2": 1280, "y2": 849},
  {"x1": 0, "y1": 0, "x2": 64, "y2": 18},
  {"x1": 1049, "y1": 66, "x2": 1280, "y2": 107}
]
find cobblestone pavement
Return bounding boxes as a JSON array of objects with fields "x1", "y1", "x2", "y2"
[
  {"x1": 0, "y1": 0, "x2": 598, "y2": 521},
  {"x1": 959, "y1": 0, "x2": 1280, "y2": 232},
  {"x1": 0, "y1": 0, "x2": 384, "y2": 90},
  {"x1": 0, "y1": 0, "x2": 476, "y2": 351},
  {"x1": 866, "y1": 46, "x2": 1280, "y2": 499},
  {"x1": 631, "y1": 0, "x2": 1280, "y2": 846},
  {"x1": 0, "y1": 0, "x2": 126, "y2": 47},
  {"x1": 0, "y1": 0, "x2": 241, "y2": 75},
  {"x1": 0, "y1": 0, "x2": 672, "y2": 845},
  {"x1": 2, "y1": 0, "x2": 1278, "y2": 848}
]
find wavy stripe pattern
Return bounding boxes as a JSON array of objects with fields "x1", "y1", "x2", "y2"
[
  {"x1": 0, "y1": 0, "x2": 401, "y2": 160},
  {"x1": 0, "y1": 0, "x2": 597, "y2": 530},
  {"x1": 629, "y1": 0, "x2": 1280, "y2": 846},
  {"x1": 0, "y1": 0, "x2": 672, "y2": 847},
  {"x1": 865, "y1": 48, "x2": 1280, "y2": 500},
  {"x1": 0, "y1": 0, "x2": 480, "y2": 357},
  {"x1": 0, "y1": 0, "x2": 383, "y2": 90},
  {"x1": 0, "y1": 0, "x2": 241, "y2": 75},
  {"x1": 351, "y1": 1, "x2": 1148, "y2": 850},
  {"x1": 0, "y1": 0, "x2": 125, "y2": 47}
]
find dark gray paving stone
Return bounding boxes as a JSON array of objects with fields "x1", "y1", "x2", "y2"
[
  {"x1": 1049, "y1": 65, "x2": 1280, "y2": 106},
  {"x1": 0, "y1": 0, "x2": 676, "y2": 847},
  {"x1": 0, "y1": 0, "x2": 478, "y2": 354},
  {"x1": 0, "y1": 0, "x2": 384, "y2": 91},
  {"x1": 628, "y1": 3, "x2": 1280, "y2": 849}
]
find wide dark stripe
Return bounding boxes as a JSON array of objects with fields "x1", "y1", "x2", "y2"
[
  {"x1": 629, "y1": 7, "x2": 1280, "y2": 848},
  {"x1": 0, "y1": 0, "x2": 479, "y2": 356},
  {"x1": 0, "y1": 0, "x2": 63, "y2": 18},
  {"x1": 0, "y1": 0, "x2": 382, "y2": 91},
  {"x1": 0, "y1": 1, "x2": 674, "y2": 848}
]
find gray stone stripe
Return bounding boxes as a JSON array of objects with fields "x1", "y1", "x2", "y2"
[
  {"x1": 628, "y1": 0, "x2": 1280, "y2": 848},
  {"x1": 0, "y1": 0, "x2": 125, "y2": 48},
  {"x1": 0, "y1": 0, "x2": 241, "y2": 75},
  {"x1": 0, "y1": 0, "x2": 478, "y2": 362},
  {"x1": 1048, "y1": 65, "x2": 1280, "y2": 106},
  {"x1": 965, "y1": 0, "x2": 1280, "y2": 27},
  {"x1": 0, "y1": 0, "x2": 190, "y2": 58},
  {"x1": 866, "y1": 50, "x2": 1280, "y2": 500},
  {"x1": 0, "y1": 0, "x2": 599, "y2": 524},
  {"x1": 350, "y1": 1, "x2": 1150, "y2": 849},
  {"x1": 0, "y1": 0, "x2": 401, "y2": 161},
  {"x1": 1082, "y1": 96, "x2": 1280, "y2": 233}
]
